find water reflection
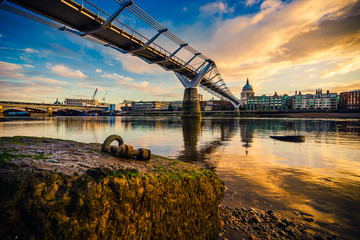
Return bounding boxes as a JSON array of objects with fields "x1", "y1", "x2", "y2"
[
  {"x1": 179, "y1": 118, "x2": 238, "y2": 169},
  {"x1": 1, "y1": 116, "x2": 360, "y2": 239},
  {"x1": 240, "y1": 119, "x2": 255, "y2": 155}
]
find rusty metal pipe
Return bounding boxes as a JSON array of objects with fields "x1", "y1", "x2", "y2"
[{"x1": 102, "y1": 135, "x2": 151, "y2": 160}]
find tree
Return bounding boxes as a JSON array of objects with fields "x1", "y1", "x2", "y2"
[{"x1": 168, "y1": 104, "x2": 173, "y2": 111}]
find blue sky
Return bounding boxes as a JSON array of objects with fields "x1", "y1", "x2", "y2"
[{"x1": 0, "y1": 0, "x2": 359, "y2": 104}]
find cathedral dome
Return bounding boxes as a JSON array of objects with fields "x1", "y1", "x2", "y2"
[{"x1": 242, "y1": 78, "x2": 253, "y2": 92}]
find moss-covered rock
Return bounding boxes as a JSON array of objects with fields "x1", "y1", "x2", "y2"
[{"x1": 0, "y1": 137, "x2": 224, "y2": 239}]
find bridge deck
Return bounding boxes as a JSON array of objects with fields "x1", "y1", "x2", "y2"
[{"x1": 6, "y1": 0, "x2": 239, "y2": 104}]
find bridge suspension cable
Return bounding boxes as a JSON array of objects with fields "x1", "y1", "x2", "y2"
[
  {"x1": 113, "y1": 0, "x2": 239, "y2": 104},
  {"x1": 115, "y1": 0, "x2": 210, "y2": 61},
  {"x1": 1, "y1": 0, "x2": 241, "y2": 106}
]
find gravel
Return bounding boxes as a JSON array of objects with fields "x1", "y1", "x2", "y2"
[{"x1": 218, "y1": 205, "x2": 336, "y2": 240}]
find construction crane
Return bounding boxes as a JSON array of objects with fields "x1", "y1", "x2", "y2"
[
  {"x1": 92, "y1": 88, "x2": 98, "y2": 100},
  {"x1": 103, "y1": 91, "x2": 108, "y2": 103}
]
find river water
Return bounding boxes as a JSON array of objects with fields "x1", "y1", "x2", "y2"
[{"x1": 1, "y1": 116, "x2": 359, "y2": 239}]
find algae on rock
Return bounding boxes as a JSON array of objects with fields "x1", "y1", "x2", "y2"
[{"x1": 0, "y1": 137, "x2": 224, "y2": 240}]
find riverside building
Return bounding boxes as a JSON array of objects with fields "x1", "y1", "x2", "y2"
[
  {"x1": 339, "y1": 90, "x2": 360, "y2": 109},
  {"x1": 64, "y1": 98, "x2": 98, "y2": 106},
  {"x1": 240, "y1": 78, "x2": 255, "y2": 107},
  {"x1": 247, "y1": 92, "x2": 289, "y2": 111},
  {"x1": 131, "y1": 101, "x2": 170, "y2": 111},
  {"x1": 292, "y1": 89, "x2": 338, "y2": 110}
]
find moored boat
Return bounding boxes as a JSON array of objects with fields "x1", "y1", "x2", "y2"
[
  {"x1": 7, "y1": 111, "x2": 30, "y2": 117},
  {"x1": 270, "y1": 135, "x2": 305, "y2": 142}
]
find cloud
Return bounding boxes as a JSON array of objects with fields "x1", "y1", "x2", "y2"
[
  {"x1": 199, "y1": 1, "x2": 234, "y2": 16},
  {"x1": 113, "y1": 53, "x2": 164, "y2": 75},
  {"x1": 23, "y1": 64, "x2": 35, "y2": 68},
  {"x1": 0, "y1": 61, "x2": 24, "y2": 78},
  {"x1": 329, "y1": 80, "x2": 360, "y2": 93},
  {"x1": 24, "y1": 48, "x2": 39, "y2": 53},
  {"x1": 116, "y1": 80, "x2": 180, "y2": 97},
  {"x1": 320, "y1": 55, "x2": 360, "y2": 78},
  {"x1": 76, "y1": 83, "x2": 103, "y2": 91},
  {"x1": 245, "y1": 0, "x2": 261, "y2": 7},
  {"x1": 99, "y1": 45, "x2": 166, "y2": 75},
  {"x1": 95, "y1": 69, "x2": 102, "y2": 73},
  {"x1": 101, "y1": 72, "x2": 134, "y2": 82},
  {"x1": 48, "y1": 64, "x2": 87, "y2": 79},
  {"x1": 31, "y1": 77, "x2": 67, "y2": 85},
  {"x1": 0, "y1": 61, "x2": 67, "y2": 85},
  {"x1": 98, "y1": 72, "x2": 181, "y2": 98},
  {"x1": 200, "y1": 0, "x2": 360, "y2": 86},
  {"x1": 0, "y1": 79, "x2": 63, "y2": 101}
]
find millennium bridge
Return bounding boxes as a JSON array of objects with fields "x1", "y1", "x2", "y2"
[{"x1": 0, "y1": 0, "x2": 241, "y2": 117}]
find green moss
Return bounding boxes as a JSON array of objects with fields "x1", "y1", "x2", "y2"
[
  {"x1": 32, "y1": 154, "x2": 50, "y2": 161},
  {"x1": 154, "y1": 168, "x2": 213, "y2": 182},
  {"x1": 0, "y1": 152, "x2": 13, "y2": 164},
  {"x1": 0, "y1": 136, "x2": 32, "y2": 145},
  {"x1": 153, "y1": 165, "x2": 167, "y2": 173},
  {"x1": 0, "y1": 150, "x2": 51, "y2": 163},
  {"x1": 110, "y1": 168, "x2": 140, "y2": 179},
  {"x1": 122, "y1": 169, "x2": 140, "y2": 179},
  {"x1": 0, "y1": 136, "x2": 80, "y2": 146},
  {"x1": 166, "y1": 160, "x2": 179, "y2": 166},
  {"x1": 0, "y1": 151, "x2": 34, "y2": 163}
]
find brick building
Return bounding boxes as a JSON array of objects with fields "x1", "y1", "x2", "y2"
[{"x1": 339, "y1": 90, "x2": 360, "y2": 109}]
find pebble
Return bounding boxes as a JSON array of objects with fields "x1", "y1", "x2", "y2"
[
  {"x1": 303, "y1": 217, "x2": 314, "y2": 222},
  {"x1": 48, "y1": 160, "x2": 60, "y2": 163},
  {"x1": 218, "y1": 206, "x2": 335, "y2": 240}
]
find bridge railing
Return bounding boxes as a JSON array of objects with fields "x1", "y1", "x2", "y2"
[
  {"x1": 70, "y1": 0, "x2": 237, "y2": 102},
  {"x1": 73, "y1": 0, "x2": 192, "y2": 71},
  {"x1": 2, "y1": 0, "x2": 238, "y2": 105}
]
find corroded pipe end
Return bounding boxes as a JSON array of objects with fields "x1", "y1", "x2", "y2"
[
  {"x1": 110, "y1": 145, "x2": 120, "y2": 155},
  {"x1": 138, "y1": 148, "x2": 151, "y2": 161},
  {"x1": 101, "y1": 134, "x2": 124, "y2": 152}
]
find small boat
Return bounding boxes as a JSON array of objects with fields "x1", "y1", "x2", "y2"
[
  {"x1": 7, "y1": 111, "x2": 30, "y2": 116},
  {"x1": 270, "y1": 135, "x2": 305, "y2": 142}
]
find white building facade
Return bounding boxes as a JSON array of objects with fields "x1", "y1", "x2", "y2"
[{"x1": 293, "y1": 89, "x2": 338, "y2": 110}]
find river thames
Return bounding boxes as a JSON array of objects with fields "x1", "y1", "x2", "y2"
[{"x1": 1, "y1": 116, "x2": 359, "y2": 239}]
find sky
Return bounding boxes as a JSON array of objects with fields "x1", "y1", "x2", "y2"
[{"x1": 0, "y1": 0, "x2": 359, "y2": 104}]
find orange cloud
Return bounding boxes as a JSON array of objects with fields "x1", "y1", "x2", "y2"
[{"x1": 194, "y1": 0, "x2": 360, "y2": 92}]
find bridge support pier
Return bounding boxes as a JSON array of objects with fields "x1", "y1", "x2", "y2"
[
  {"x1": 0, "y1": 105, "x2": 3, "y2": 118},
  {"x1": 175, "y1": 60, "x2": 214, "y2": 118},
  {"x1": 182, "y1": 88, "x2": 201, "y2": 118},
  {"x1": 47, "y1": 107, "x2": 52, "y2": 116},
  {"x1": 234, "y1": 108, "x2": 240, "y2": 117}
]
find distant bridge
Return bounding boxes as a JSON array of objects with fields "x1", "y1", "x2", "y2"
[
  {"x1": 0, "y1": 101, "x2": 107, "y2": 116},
  {"x1": 0, "y1": 0, "x2": 241, "y2": 117}
]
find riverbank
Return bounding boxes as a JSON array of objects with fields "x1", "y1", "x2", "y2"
[
  {"x1": 116, "y1": 110, "x2": 360, "y2": 118},
  {"x1": 218, "y1": 206, "x2": 336, "y2": 240},
  {"x1": 0, "y1": 136, "x2": 338, "y2": 239},
  {"x1": 1, "y1": 111, "x2": 360, "y2": 121},
  {"x1": 0, "y1": 136, "x2": 224, "y2": 239},
  {"x1": 240, "y1": 111, "x2": 360, "y2": 119}
]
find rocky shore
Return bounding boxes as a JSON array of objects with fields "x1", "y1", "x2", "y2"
[
  {"x1": 218, "y1": 206, "x2": 336, "y2": 240},
  {"x1": 0, "y1": 136, "x2": 224, "y2": 239},
  {"x1": 0, "y1": 136, "x2": 337, "y2": 240}
]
